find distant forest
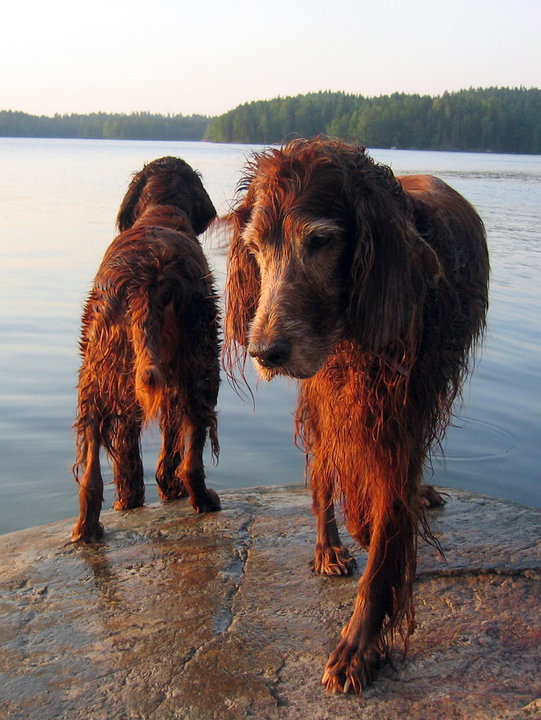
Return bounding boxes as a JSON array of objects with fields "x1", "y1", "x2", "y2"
[
  {"x1": 204, "y1": 88, "x2": 540, "y2": 154},
  {"x1": 1, "y1": 87, "x2": 539, "y2": 154},
  {"x1": 0, "y1": 111, "x2": 208, "y2": 141}
]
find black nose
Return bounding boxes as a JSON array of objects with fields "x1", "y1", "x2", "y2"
[{"x1": 248, "y1": 339, "x2": 291, "y2": 368}]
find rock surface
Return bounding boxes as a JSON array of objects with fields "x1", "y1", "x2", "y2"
[{"x1": 0, "y1": 485, "x2": 539, "y2": 720}]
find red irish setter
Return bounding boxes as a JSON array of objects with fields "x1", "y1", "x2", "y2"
[
  {"x1": 72, "y1": 156, "x2": 221, "y2": 543},
  {"x1": 224, "y1": 138, "x2": 489, "y2": 693}
]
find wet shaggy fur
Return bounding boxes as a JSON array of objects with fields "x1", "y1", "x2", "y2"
[
  {"x1": 224, "y1": 138, "x2": 489, "y2": 693},
  {"x1": 72, "y1": 156, "x2": 221, "y2": 542}
]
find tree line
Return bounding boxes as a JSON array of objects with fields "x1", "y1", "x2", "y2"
[
  {"x1": 0, "y1": 111, "x2": 208, "y2": 141},
  {"x1": 203, "y1": 88, "x2": 540, "y2": 154},
  {"x1": 1, "y1": 87, "x2": 539, "y2": 154}
]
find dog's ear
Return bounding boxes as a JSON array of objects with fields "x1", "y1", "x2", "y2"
[
  {"x1": 224, "y1": 186, "x2": 261, "y2": 366},
  {"x1": 345, "y1": 156, "x2": 433, "y2": 352},
  {"x1": 188, "y1": 180, "x2": 217, "y2": 236},
  {"x1": 412, "y1": 236, "x2": 442, "y2": 286},
  {"x1": 116, "y1": 168, "x2": 149, "y2": 232},
  {"x1": 164, "y1": 159, "x2": 217, "y2": 235}
]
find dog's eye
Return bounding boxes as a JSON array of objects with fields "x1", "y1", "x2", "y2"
[
  {"x1": 246, "y1": 242, "x2": 260, "y2": 257},
  {"x1": 308, "y1": 234, "x2": 332, "y2": 252}
]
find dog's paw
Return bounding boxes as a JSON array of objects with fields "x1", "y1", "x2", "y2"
[
  {"x1": 191, "y1": 487, "x2": 221, "y2": 514},
  {"x1": 156, "y1": 479, "x2": 189, "y2": 502},
  {"x1": 312, "y1": 544, "x2": 357, "y2": 576},
  {"x1": 71, "y1": 521, "x2": 104, "y2": 543},
  {"x1": 112, "y1": 497, "x2": 144, "y2": 511},
  {"x1": 420, "y1": 485, "x2": 447, "y2": 508},
  {"x1": 322, "y1": 639, "x2": 381, "y2": 694}
]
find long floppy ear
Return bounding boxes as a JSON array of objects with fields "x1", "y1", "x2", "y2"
[
  {"x1": 223, "y1": 186, "x2": 261, "y2": 369},
  {"x1": 187, "y1": 178, "x2": 217, "y2": 236},
  {"x1": 116, "y1": 168, "x2": 148, "y2": 232},
  {"x1": 346, "y1": 158, "x2": 437, "y2": 352}
]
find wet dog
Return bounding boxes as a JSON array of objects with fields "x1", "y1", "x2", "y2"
[
  {"x1": 72, "y1": 156, "x2": 221, "y2": 542},
  {"x1": 224, "y1": 137, "x2": 489, "y2": 692}
]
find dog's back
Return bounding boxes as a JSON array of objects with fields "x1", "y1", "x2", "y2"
[
  {"x1": 82, "y1": 209, "x2": 218, "y2": 421},
  {"x1": 399, "y1": 174, "x2": 489, "y2": 333},
  {"x1": 397, "y1": 175, "x2": 489, "y2": 439}
]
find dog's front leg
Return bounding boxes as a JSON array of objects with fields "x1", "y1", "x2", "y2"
[
  {"x1": 311, "y1": 458, "x2": 356, "y2": 576},
  {"x1": 322, "y1": 503, "x2": 416, "y2": 693}
]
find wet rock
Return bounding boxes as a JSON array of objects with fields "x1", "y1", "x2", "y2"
[{"x1": 0, "y1": 486, "x2": 539, "y2": 720}]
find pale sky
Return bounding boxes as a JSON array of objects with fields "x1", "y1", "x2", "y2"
[{"x1": 2, "y1": 0, "x2": 540, "y2": 117}]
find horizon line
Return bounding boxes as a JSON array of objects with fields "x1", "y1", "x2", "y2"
[{"x1": 1, "y1": 85, "x2": 538, "y2": 120}]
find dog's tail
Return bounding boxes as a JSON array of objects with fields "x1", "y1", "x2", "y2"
[{"x1": 129, "y1": 287, "x2": 172, "y2": 421}]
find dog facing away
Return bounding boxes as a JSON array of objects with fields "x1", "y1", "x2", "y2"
[
  {"x1": 224, "y1": 137, "x2": 489, "y2": 693},
  {"x1": 72, "y1": 156, "x2": 221, "y2": 543}
]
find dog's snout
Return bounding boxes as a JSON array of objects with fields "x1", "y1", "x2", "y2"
[{"x1": 248, "y1": 339, "x2": 291, "y2": 369}]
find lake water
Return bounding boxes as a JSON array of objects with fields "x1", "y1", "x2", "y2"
[{"x1": 0, "y1": 138, "x2": 539, "y2": 535}]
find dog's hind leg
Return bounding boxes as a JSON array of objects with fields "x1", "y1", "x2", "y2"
[
  {"x1": 72, "y1": 421, "x2": 105, "y2": 542},
  {"x1": 111, "y1": 419, "x2": 145, "y2": 510},
  {"x1": 155, "y1": 397, "x2": 188, "y2": 501},
  {"x1": 178, "y1": 413, "x2": 220, "y2": 514}
]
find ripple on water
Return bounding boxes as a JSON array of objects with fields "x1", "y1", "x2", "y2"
[{"x1": 436, "y1": 417, "x2": 516, "y2": 462}]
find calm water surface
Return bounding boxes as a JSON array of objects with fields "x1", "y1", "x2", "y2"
[{"x1": 0, "y1": 138, "x2": 539, "y2": 534}]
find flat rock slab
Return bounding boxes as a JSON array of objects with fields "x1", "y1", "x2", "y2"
[{"x1": 0, "y1": 485, "x2": 539, "y2": 720}]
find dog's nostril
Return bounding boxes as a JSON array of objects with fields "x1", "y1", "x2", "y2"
[{"x1": 248, "y1": 339, "x2": 291, "y2": 368}]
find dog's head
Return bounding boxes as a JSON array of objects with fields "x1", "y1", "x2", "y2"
[
  {"x1": 117, "y1": 156, "x2": 216, "y2": 235},
  {"x1": 225, "y1": 137, "x2": 440, "y2": 381}
]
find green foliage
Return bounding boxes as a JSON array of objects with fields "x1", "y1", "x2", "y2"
[
  {"x1": 0, "y1": 111, "x2": 209, "y2": 141},
  {"x1": 1, "y1": 88, "x2": 539, "y2": 153},
  {"x1": 204, "y1": 88, "x2": 541, "y2": 154}
]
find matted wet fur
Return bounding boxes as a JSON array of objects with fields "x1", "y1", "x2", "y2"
[
  {"x1": 72, "y1": 156, "x2": 221, "y2": 542},
  {"x1": 224, "y1": 137, "x2": 489, "y2": 693}
]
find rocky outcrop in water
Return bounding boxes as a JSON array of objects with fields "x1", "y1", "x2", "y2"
[{"x1": 0, "y1": 486, "x2": 539, "y2": 719}]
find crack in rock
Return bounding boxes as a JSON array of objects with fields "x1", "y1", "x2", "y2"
[
  {"x1": 167, "y1": 512, "x2": 257, "y2": 689},
  {"x1": 212, "y1": 514, "x2": 256, "y2": 635},
  {"x1": 416, "y1": 566, "x2": 540, "y2": 580},
  {"x1": 267, "y1": 658, "x2": 288, "y2": 709}
]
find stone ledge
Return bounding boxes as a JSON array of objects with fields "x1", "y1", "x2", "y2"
[{"x1": 0, "y1": 485, "x2": 539, "y2": 720}]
